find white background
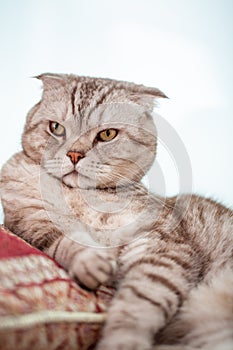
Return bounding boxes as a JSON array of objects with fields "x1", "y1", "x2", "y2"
[{"x1": 0, "y1": 0, "x2": 233, "y2": 222}]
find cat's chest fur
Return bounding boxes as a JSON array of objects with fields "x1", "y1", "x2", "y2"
[
  {"x1": 38, "y1": 161, "x2": 150, "y2": 246},
  {"x1": 60, "y1": 184, "x2": 149, "y2": 246}
]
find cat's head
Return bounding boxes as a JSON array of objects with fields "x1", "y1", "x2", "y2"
[{"x1": 22, "y1": 73, "x2": 166, "y2": 189}]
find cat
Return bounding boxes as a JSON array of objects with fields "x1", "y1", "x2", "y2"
[{"x1": 0, "y1": 73, "x2": 233, "y2": 350}]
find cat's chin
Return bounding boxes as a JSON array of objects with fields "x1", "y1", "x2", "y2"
[
  {"x1": 62, "y1": 171, "x2": 79, "y2": 188},
  {"x1": 62, "y1": 171, "x2": 93, "y2": 189}
]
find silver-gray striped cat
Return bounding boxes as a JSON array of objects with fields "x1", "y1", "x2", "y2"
[{"x1": 1, "y1": 73, "x2": 232, "y2": 350}]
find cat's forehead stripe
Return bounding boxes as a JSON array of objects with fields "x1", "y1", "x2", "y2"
[
  {"x1": 71, "y1": 86, "x2": 77, "y2": 115},
  {"x1": 85, "y1": 85, "x2": 117, "y2": 124},
  {"x1": 71, "y1": 81, "x2": 116, "y2": 123}
]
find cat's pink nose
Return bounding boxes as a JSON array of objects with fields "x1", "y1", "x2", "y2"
[{"x1": 66, "y1": 151, "x2": 84, "y2": 165}]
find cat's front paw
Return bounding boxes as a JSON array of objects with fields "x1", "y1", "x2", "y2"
[{"x1": 69, "y1": 248, "x2": 117, "y2": 289}]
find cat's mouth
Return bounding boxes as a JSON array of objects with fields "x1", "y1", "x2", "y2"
[{"x1": 64, "y1": 170, "x2": 78, "y2": 177}]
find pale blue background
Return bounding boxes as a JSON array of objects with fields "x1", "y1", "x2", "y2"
[{"x1": 0, "y1": 0, "x2": 233, "y2": 222}]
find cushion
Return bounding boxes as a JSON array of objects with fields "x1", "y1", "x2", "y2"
[{"x1": 0, "y1": 225, "x2": 114, "y2": 350}]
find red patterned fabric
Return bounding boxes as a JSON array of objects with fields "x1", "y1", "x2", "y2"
[
  {"x1": 0, "y1": 226, "x2": 43, "y2": 259},
  {"x1": 0, "y1": 226, "x2": 114, "y2": 350}
]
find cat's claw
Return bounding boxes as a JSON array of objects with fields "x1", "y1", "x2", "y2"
[{"x1": 68, "y1": 248, "x2": 117, "y2": 289}]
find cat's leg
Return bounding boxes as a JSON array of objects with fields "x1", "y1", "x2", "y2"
[
  {"x1": 96, "y1": 238, "x2": 196, "y2": 350},
  {"x1": 46, "y1": 236, "x2": 117, "y2": 289},
  {"x1": 159, "y1": 267, "x2": 233, "y2": 349}
]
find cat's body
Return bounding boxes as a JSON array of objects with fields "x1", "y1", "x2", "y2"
[{"x1": 0, "y1": 73, "x2": 232, "y2": 350}]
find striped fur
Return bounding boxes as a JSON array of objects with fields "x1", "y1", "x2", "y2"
[{"x1": 0, "y1": 73, "x2": 232, "y2": 350}]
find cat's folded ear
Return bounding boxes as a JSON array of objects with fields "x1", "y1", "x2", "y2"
[
  {"x1": 126, "y1": 84, "x2": 168, "y2": 111},
  {"x1": 34, "y1": 73, "x2": 68, "y2": 91}
]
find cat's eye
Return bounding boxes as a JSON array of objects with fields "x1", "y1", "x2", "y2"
[
  {"x1": 98, "y1": 129, "x2": 118, "y2": 142},
  {"x1": 49, "y1": 121, "x2": 66, "y2": 137}
]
